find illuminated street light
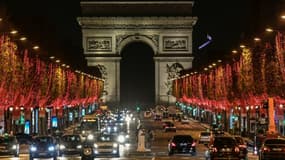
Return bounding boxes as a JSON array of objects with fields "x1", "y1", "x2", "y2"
[
  {"x1": 55, "y1": 59, "x2": 60, "y2": 63},
  {"x1": 20, "y1": 37, "x2": 27, "y2": 41},
  {"x1": 232, "y1": 50, "x2": 238, "y2": 54},
  {"x1": 265, "y1": 28, "x2": 274, "y2": 32},
  {"x1": 240, "y1": 44, "x2": 246, "y2": 48},
  {"x1": 49, "y1": 56, "x2": 55, "y2": 59},
  {"x1": 33, "y1": 45, "x2": 39, "y2": 50},
  {"x1": 254, "y1": 37, "x2": 261, "y2": 42},
  {"x1": 10, "y1": 30, "x2": 18, "y2": 34},
  {"x1": 281, "y1": 15, "x2": 285, "y2": 19}
]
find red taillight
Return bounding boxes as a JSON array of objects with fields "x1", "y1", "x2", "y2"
[
  {"x1": 262, "y1": 147, "x2": 270, "y2": 152},
  {"x1": 171, "y1": 142, "x2": 176, "y2": 147},
  {"x1": 238, "y1": 144, "x2": 247, "y2": 148},
  {"x1": 212, "y1": 147, "x2": 218, "y2": 152},
  {"x1": 234, "y1": 147, "x2": 240, "y2": 153},
  {"x1": 192, "y1": 142, "x2": 196, "y2": 147}
]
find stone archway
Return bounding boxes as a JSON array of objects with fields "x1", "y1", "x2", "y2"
[{"x1": 78, "y1": 1, "x2": 197, "y2": 105}]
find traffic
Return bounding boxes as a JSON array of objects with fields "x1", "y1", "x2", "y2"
[{"x1": 0, "y1": 105, "x2": 282, "y2": 160}]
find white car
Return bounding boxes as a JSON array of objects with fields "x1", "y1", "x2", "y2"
[
  {"x1": 199, "y1": 131, "x2": 212, "y2": 144},
  {"x1": 181, "y1": 116, "x2": 190, "y2": 124}
]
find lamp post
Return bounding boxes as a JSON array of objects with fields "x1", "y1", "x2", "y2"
[
  {"x1": 254, "y1": 105, "x2": 260, "y2": 155},
  {"x1": 246, "y1": 106, "x2": 250, "y2": 136}
]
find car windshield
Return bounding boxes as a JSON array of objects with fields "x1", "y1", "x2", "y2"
[
  {"x1": 97, "y1": 135, "x2": 115, "y2": 142},
  {"x1": 214, "y1": 137, "x2": 236, "y2": 146},
  {"x1": 35, "y1": 137, "x2": 53, "y2": 143},
  {"x1": 173, "y1": 135, "x2": 193, "y2": 143},
  {"x1": 265, "y1": 139, "x2": 285, "y2": 145},
  {"x1": 0, "y1": 136, "x2": 15, "y2": 144},
  {"x1": 62, "y1": 135, "x2": 80, "y2": 142}
]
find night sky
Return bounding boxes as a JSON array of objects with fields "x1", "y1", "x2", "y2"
[{"x1": 1, "y1": 0, "x2": 284, "y2": 106}]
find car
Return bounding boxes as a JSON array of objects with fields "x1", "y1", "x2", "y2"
[
  {"x1": 259, "y1": 137, "x2": 285, "y2": 160},
  {"x1": 233, "y1": 136, "x2": 248, "y2": 160},
  {"x1": 168, "y1": 135, "x2": 196, "y2": 156},
  {"x1": 154, "y1": 114, "x2": 162, "y2": 121},
  {"x1": 15, "y1": 133, "x2": 33, "y2": 144},
  {"x1": 93, "y1": 134, "x2": 120, "y2": 157},
  {"x1": 0, "y1": 135, "x2": 19, "y2": 157},
  {"x1": 164, "y1": 121, "x2": 176, "y2": 132},
  {"x1": 29, "y1": 136, "x2": 57, "y2": 160},
  {"x1": 181, "y1": 116, "x2": 190, "y2": 124},
  {"x1": 205, "y1": 136, "x2": 240, "y2": 160},
  {"x1": 199, "y1": 131, "x2": 212, "y2": 144},
  {"x1": 58, "y1": 134, "x2": 82, "y2": 156}
]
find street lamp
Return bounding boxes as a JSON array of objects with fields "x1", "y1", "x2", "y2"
[{"x1": 246, "y1": 106, "x2": 250, "y2": 136}]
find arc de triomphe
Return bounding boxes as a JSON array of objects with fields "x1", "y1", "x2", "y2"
[{"x1": 78, "y1": 1, "x2": 197, "y2": 105}]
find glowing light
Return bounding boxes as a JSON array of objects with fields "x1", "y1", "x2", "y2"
[
  {"x1": 10, "y1": 30, "x2": 18, "y2": 34},
  {"x1": 61, "y1": 64, "x2": 66, "y2": 67},
  {"x1": 281, "y1": 15, "x2": 285, "y2": 19},
  {"x1": 0, "y1": 18, "x2": 2, "y2": 22},
  {"x1": 254, "y1": 37, "x2": 261, "y2": 42},
  {"x1": 265, "y1": 28, "x2": 273, "y2": 32},
  {"x1": 49, "y1": 56, "x2": 55, "y2": 59},
  {"x1": 55, "y1": 59, "x2": 60, "y2": 63},
  {"x1": 66, "y1": 65, "x2": 70, "y2": 68},
  {"x1": 217, "y1": 60, "x2": 222, "y2": 63},
  {"x1": 240, "y1": 44, "x2": 245, "y2": 48},
  {"x1": 232, "y1": 50, "x2": 238, "y2": 54},
  {"x1": 20, "y1": 37, "x2": 27, "y2": 41},
  {"x1": 212, "y1": 63, "x2": 216, "y2": 66},
  {"x1": 204, "y1": 67, "x2": 208, "y2": 71},
  {"x1": 33, "y1": 46, "x2": 39, "y2": 50},
  {"x1": 199, "y1": 34, "x2": 213, "y2": 50}
]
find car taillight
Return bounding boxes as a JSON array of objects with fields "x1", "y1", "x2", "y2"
[
  {"x1": 234, "y1": 147, "x2": 240, "y2": 153},
  {"x1": 238, "y1": 144, "x2": 247, "y2": 148},
  {"x1": 212, "y1": 147, "x2": 218, "y2": 152},
  {"x1": 191, "y1": 142, "x2": 196, "y2": 147},
  {"x1": 262, "y1": 147, "x2": 270, "y2": 152},
  {"x1": 171, "y1": 142, "x2": 176, "y2": 147}
]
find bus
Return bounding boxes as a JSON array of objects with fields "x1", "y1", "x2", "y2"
[{"x1": 80, "y1": 114, "x2": 100, "y2": 138}]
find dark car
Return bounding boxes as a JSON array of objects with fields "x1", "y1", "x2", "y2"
[
  {"x1": 29, "y1": 136, "x2": 57, "y2": 160},
  {"x1": 205, "y1": 136, "x2": 240, "y2": 160},
  {"x1": 234, "y1": 136, "x2": 248, "y2": 160},
  {"x1": 168, "y1": 135, "x2": 196, "y2": 156},
  {"x1": 15, "y1": 133, "x2": 33, "y2": 144},
  {"x1": 259, "y1": 137, "x2": 285, "y2": 160},
  {"x1": 0, "y1": 135, "x2": 19, "y2": 157},
  {"x1": 58, "y1": 134, "x2": 82, "y2": 156},
  {"x1": 163, "y1": 121, "x2": 176, "y2": 132}
]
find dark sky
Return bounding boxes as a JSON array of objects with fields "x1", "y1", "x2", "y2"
[{"x1": 1, "y1": 0, "x2": 284, "y2": 73}]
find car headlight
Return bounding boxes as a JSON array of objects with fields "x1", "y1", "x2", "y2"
[
  {"x1": 113, "y1": 143, "x2": 118, "y2": 148},
  {"x1": 77, "y1": 145, "x2": 82, "y2": 149},
  {"x1": 87, "y1": 134, "x2": 94, "y2": 140},
  {"x1": 82, "y1": 130, "x2": 86, "y2": 134},
  {"x1": 12, "y1": 145, "x2": 17, "y2": 150},
  {"x1": 48, "y1": 146, "x2": 55, "y2": 151},
  {"x1": 118, "y1": 135, "x2": 125, "y2": 143},
  {"x1": 59, "y1": 144, "x2": 66, "y2": 150},
  {"x1": 94, "y1": 144, "x2": 98, "y2": 148},
  {"x1": 30, "y1": 146, "x2": 37, "y2": 152},
  {"x1": 125, "y1": 134, "x2": 130, "y2": 138}
]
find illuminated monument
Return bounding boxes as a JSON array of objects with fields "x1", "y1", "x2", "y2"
[{"x1": 78, "y1": 1, "x2": 197, "y2": 105}]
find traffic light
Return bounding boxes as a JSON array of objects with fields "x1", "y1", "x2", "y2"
[
  {"x1": 217, "y1": 114, "x2": 222, "y2": 120},
  {"x1": 136, "y1": 106, "x2": 140, "y2": 112}
]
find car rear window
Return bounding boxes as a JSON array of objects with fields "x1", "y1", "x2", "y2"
[
  {"x1": 265, "y1": 139, "x2": 285, "y2": 145},
  {"x1": 173, "y1": 135, "x2": 193, "y2": 143},
  {"x1": 214, "y1": 137, "x2": 236, "y2": 146},
  {"x1": 201, "y1": 132, "x2": 211, "y2": 136}
]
